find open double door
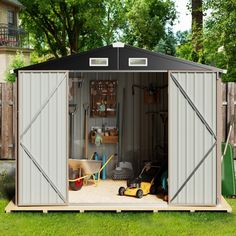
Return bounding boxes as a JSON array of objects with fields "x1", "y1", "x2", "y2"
[{"x1": 17, "y1": 71, "x2": 218, "y2": 206}]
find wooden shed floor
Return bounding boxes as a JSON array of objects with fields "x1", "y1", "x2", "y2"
[
  {"x1": 5, "y1": 179, "x2": 232, "y2": 213},
  {"x1": 5, "y1": 197, "x2": 232, "y2": 213},
  {"x1": 69, "y1": 180, "x2": 167, "y2": 205}
]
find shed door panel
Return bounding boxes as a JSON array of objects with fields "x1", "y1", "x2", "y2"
[
  {"x1": 169, "y1": 72, "x2": 217, "y2": 205},
  {"x1": 18, "y1": 72, "x2": 68, "y2": 205}
]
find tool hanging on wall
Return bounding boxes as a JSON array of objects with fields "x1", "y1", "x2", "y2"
[
  {"x1": 83, "y1": 103, "x2": 89, "y2": 159},
  {"x1": 159, "y1": 111, "x2": 168, "y2": 156},
  {"x1": 90, "y1": 80, "x2": 117, "y2": 117},
  {"x1": 132, "y1": 83, "x2": 167, "y2": 104},
  {"x1": 69, "y1": 104, "x2": 77, "y2": 159}
]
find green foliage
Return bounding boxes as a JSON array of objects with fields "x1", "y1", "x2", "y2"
[
  {"x1": 176, "y1": 42, "x2": 193, "y2": 61},
  {"x1": 5, "y1": 52, "x2": 26, "y2": 83},
  {"x1": 102, "y1": 0, "x2": 127, "y2": 45},
  {"x1": 176, "y1": 31, "x2": 190, "y2": 45},
  {"x1": 19, "y1": 0, "x2": 176, "y2": 59},
  {"x1": 19, "y1": 0, "x2": 127, "y2": 59},
  {"x1": 176, "y1": 1, "x2": 236, "y2": 81},
  {"x1": 176, "y1": 31, "x2": 193, "y2": 61},
  {"x1": 154, "y1": 29, "x2": 177, "y2": 56},
  {"x1": 0, "y1": 172, "x2": 15, "y2": 200},
  {"x1": 177, "y1": 0, "x2": 236, "y2": 81},
  {"x1": 19, "y1": 0, "x2": 106, "y2": 57},
  {"x1": 176, "y1": 30, "x2": 206, "y2": 63},
  {"x1": 0, "y1": 198, "x2": 235, "y2": 235},
  {"x1": 30, "y1": 51, "x2": 54, "y2": 65},
  {"x1": 204, "y1": 0, "x2": 236, "y2": 81},
  {"x1": 191, "y1": 0, "x2": 204, "y2": 62},
  {"x1": 123, "y1": 0, "x2": 176, "y2": 50},
  {"x1": 191, "y1": 23, "x2": 205, "y2": 63}
]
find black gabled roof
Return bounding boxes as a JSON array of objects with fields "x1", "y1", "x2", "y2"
[{"x1": 16, "y1": 44, "x2": 222, "y2": 72}]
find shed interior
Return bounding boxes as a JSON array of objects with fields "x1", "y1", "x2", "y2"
[{"x1": 68, "y1": 72, "x2": 168, "y2": 205}]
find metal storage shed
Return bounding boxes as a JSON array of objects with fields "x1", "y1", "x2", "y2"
[{"x1": 6, "y1": 43, "x2": 231, "y2": 213}]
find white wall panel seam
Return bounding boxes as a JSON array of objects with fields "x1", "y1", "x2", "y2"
[
  {"x1": 29, "y1": 73, "x2": 32, "y2": 204},
  {"x1": 185, "y1": 73, "x2": 188, "y2": 202},
  {"x1": 203, "y1": 73, "x2": 205, "y2": 204}
]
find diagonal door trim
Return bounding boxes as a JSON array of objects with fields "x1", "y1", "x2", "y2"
[
  {"x1": 170, "y1": 141, "x2": 217, "y2": 203},
  {"x1": 20, "y1": 73, "x2": 67, "y2": 140},
  {"x1": 20, "y1": 142, "x2": 66, "y2": 203},
  {"x1": 170, "y1": 73, "x2": 216, "y2": 140}
]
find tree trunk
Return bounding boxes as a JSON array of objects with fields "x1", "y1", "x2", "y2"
[{"x1": 191, "y1": 0, "x2": 203, "y2": 62}]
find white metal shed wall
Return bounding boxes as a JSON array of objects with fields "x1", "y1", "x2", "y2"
[
  {"x1": 18, "y1": 71, "x2": 68, "y2": 205},
  {"x1": 169, "y1": 72, "x2": 217, "y2": 205}
]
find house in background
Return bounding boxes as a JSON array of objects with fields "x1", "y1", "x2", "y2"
[
  {"x1": 0, "y1": 0, "x2": 31, "y2": 178},
  {"x1": 0, "y1": 0, "x2": 31, "y2": 82}
]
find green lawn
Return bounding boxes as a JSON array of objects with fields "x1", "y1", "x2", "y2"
[{"x1": 0, "y1": 199, "x2": 235, "y2": 236}]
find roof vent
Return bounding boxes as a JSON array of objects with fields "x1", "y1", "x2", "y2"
[
  {"x1": 129, "y1": 58, "x2": 148, "y2": 67},
  {"x1": 112, "y1": 42, "x2": 124, "y2": 48},
  {"x1": 89, "y1": 58, "x2": 108, "y2": 67}
]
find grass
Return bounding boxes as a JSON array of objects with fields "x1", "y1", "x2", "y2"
[{"x1": 0, "y1": 199, "x2": 235, "y2": 236}]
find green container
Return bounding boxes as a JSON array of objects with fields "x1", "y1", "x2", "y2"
[{"x1": 221, "y1": 143, "x2": 236, "y2": 197}]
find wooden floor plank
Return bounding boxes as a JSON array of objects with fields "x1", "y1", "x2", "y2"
[{"x1": 5, "y1": 196, "x2": 232, "y2": 213}]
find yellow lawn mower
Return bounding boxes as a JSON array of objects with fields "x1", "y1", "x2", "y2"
[{"x1": 118, "y1": 162, "x2": 160, "y2": 198}]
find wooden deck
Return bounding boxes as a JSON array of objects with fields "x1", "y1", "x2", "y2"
[{"x1": 5, "y1": 197, "x2": 232, "y2": 214}]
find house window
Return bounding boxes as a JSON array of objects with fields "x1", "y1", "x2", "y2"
[
  {"x1": 8, "y1": 10, "x2": 15, "y2": 26},
  {"x1": 89, "y1": 58, "x2": 109, "y2": 67},
  {"x1": 129, "y1": 58, "x2": 148, "y2": 66}
]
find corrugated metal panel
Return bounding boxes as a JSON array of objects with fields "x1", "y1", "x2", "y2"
[
  {"x1": 169, "y1": 72, "x2": 217, "y2": 205},
  {"x1": 18, "y1": 71, "x2": 68, "y2": 206}
]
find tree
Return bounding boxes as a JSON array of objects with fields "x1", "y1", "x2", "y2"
[
  {"x1": 176, "y1": 30, "x2": 193, "y2": 60},
  {"x1": 102, "y1": 0, "x2": 126, "y2": 45},
  {"x1": 176, "y1": 0, "x2": 205, "y2": 63},
  {"x1": 191, "y1": 0, "x2": 204, "y2": 62},
  {"x1": 19, "y1": 0, "x2": 176, "y2": 59},
  {"x1": 121, "y1": 0, "x2": 176, "y2": 50},
  {"x1": 176, "y1": 30, "x2": 190, "y2": 45},
  {"x1": 154, "y1": 29, "x2": 177, "y2": 56},
  {"x1": 19, "y1": 0, "x2": 106, "y2": 58},
  {"x1": 5, "y1": 51, "x2": 26, "y2": 82},
  {"x1": 205, "y1": 0, "x2": 236, "y2": 81}
]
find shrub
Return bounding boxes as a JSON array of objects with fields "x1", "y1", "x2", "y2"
[
  {"x1": 5, "y1": 51, "x2": 26, "y2": 83},
  {"x1": 0, "y1": 171, "x2": 15, "y2": 199}
]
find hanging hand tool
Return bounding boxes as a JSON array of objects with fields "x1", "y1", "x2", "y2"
[
  {"x1": 69, "y1": 104, "x2": 77, "y2": 159},
  {"x1": 83, "y1": 103, "x2": 89, "y2": 159}
]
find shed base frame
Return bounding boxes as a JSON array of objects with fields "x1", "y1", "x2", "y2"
[{"x1": 5, "y1": 197, "x2": 232, "y2": 213}]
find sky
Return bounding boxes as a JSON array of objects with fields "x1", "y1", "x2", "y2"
[{"x1": 173, "y1": 0, "x2": 191, "y2": 33}]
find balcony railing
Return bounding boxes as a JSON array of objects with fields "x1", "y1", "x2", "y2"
[{"x1": 0, "y1": 23, "x2": 29, "y2": 48}]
